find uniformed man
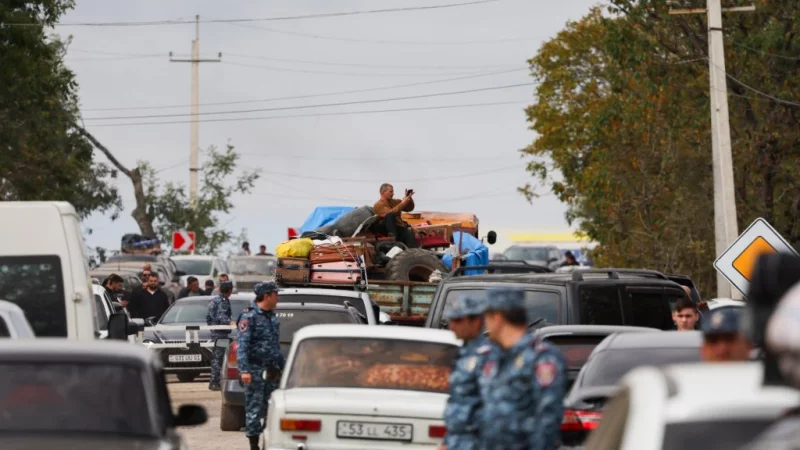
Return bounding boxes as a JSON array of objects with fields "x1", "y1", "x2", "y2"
[
  {"x1": 206, "y1": 280, "x2": 234, "y2": 391},
  {"x1": 237, "y1": 281, "x2": 285, "y2": 450},
  {"x1": 439, "y1": 296, "x2": 493, "y2": 450},
  {"x1": 479, "y1": 287, "x2": 567, "y2": 450},
  {"x1": 701, "y1": 308, "x2": 752, "y2": 362}
]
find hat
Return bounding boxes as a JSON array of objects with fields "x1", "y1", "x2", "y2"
[
  {"x1": 219, "y1": 281, "x2": 234, "y2": 291},
  {"x1": 485, "y1": 287, "x2": 526, "y2": 312},
  {"x1": 702, "y1": 308, "x2": 742, "y2": 336},
  {"x1": 443, "y1": 296, "x2": 486, "y2": 320},
  {"x1": 254, "y1": 281, "x2": 280, "y2": 296}
]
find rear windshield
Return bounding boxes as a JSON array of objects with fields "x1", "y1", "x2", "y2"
[
  {"x1": 0, "y1": 256, "x2": 66, "y2": 337},
  {"x1": 444, "y1": 288, "x2": 559, "y2": 325},
  {"x1": 161, "y1": 299, "x2": 250, "y2": 324},
  {"x1": 545, "y1": 335, "x2": 608, "y2": 369},
  {"x1": 228, "y1": 258, "x2": 276, "y2": 276},
  {"x1": 287, "y1": 338, "x2": 458, "y2": 393},
  {"x1": 174, "y1": 259, "x2": 212, "y2": 276},
  {"x1": 662, "y1": 420, "x2": 774, "y2": 450},
  {"x1": 581, "y1": 347, "x2": 701, "y2": 387},
  {"x1": 281, "y1": 294, "x2": 367, "y2": 318},
  {"x1": 0, "y1": 363, "x2": 154, "y2": 437},
  {"x1": 277, "y1": 309, "x2": 356, "y2": 342}
]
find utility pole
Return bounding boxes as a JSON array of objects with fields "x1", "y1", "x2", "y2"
[
  {"x1": 669, "y1": 1, "x2": 754, "y2": 299},
  {"x1": 169, "y1": 15, "x2": 221, "y2": 208}
]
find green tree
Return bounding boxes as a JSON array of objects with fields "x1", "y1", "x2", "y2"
[{"x1": 0, "y1": 1, "x2": 121, "y2": 218}]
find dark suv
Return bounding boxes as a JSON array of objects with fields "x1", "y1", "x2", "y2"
[{"x1": 425, "y1": 269, "x2": 687, "y2": 331}]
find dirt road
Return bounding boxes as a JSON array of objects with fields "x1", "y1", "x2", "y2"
[{"x1": 168, "y1": 375, "x2": 250, "y2": 450}]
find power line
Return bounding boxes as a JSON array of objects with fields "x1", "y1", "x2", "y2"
[
  {"x1": 259, "y1": 164, "x2": 520, "y2": 183},
  {"x1": 7, "y1": 1, "x2": 499, "y2": 27},
  {"x1": 732, "y1": 41, "x2": 800, "y2": 61},
  {"x1": 705, "y1": 60, "x2": 800, "y2": 108},
  {"x1": 82, "y1": 82, "x2": 534, "y2": 121},
  {"x1": 85, "y1": 100, "x2": 528, "y2": 127},
  {"x1": 237, "y1": 151, "x2": 507, "y2": 162},
  {"x1": 223, "y1": 52, "x2": 519, "y2": 71},
  {"x1": 81, "y1": 68, "x2": 526, "y2": 111},
  {"x1": 220, "y1": 60, "x2": 490, "y2": 78}
]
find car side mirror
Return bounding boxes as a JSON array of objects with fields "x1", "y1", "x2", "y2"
[
  {"x1": 215, "y1": 337, "x2": 232, "y2": 349},
  {"x1": 486, "y1": 230, "x2": 497, "y2": 245},
  {"x1": 171, "y1": 276, "x2": 180, "y2": 283},
  {"x1": 440, "y1": 319, "x2": 449, "y2": 329},
  {"x1": 108, "y1": 313, "x2": 137, "y2": 340},
  {"x1": 174, "y1": 404, "x2": 208, "y2": 427},
  {"x1": 174, "y1": 270, "x2": 187, "y2": 277},
  {"x1": 145, "y1": 316, "x2": 157, "y2": 327},
  {"x1": 548, "y1": 257, "x2": 558, "y2": 263},
  {"x1": 111, "y1": 301, "x2": 124, "y2": 313}
]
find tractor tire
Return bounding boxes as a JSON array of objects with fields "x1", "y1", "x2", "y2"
[
  {"x1": 385, "y1": 248, "x2": 449, "y2": 282},
  {"x1": 220, "y1": 404, "x2": 246, "y2": 431}
]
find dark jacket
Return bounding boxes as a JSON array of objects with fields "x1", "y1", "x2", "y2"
[{"x1": 129, "y1": 288, "x2": 170, "y2": 320}]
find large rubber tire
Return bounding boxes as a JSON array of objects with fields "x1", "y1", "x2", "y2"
[
  {"x1": 385, "y1": 248, "x2": 449, "y2": 282},
  {"x1": 177, "y1": 372, "x2": 198, "y2": 383},
  {"x1": 220, "y1": 404, "x2": 246, "y2": 431}
]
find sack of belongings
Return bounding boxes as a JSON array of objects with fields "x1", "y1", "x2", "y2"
[
  {"x1": 314, "y1": 205, "x2": 375, "y2": 237},
  {"x1": 276, "y1": 238, "x2": 315, "y2": 258},
  {"x1": 121, "y1": 233, "x2": 161, "y2": 254}
]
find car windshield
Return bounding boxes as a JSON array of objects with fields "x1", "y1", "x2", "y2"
[
  {"x1": 160, "y1": 299, "x2": 251, "y2": 324},
  {"x1": 444, "y1": 288, "x2": 559, "y2": 325},
  {"x1": 227, "y1": 258, "x2": 276, "y2": 276},
  {"x1": 504, "y1": 247, "x2": 549, "y2": 261},
  {"x1": 174, "y1": 259, "x2": 213, "y2": 276},
  {"x1": 276, "y1": 309, "x2": 356, "y2": 343},
  {"x1": 287, "y1": 338, "x2": 458, "y2": 393},
  {"x1": 0, "y1": 362, "x2": 155, "y2": 437},
  {"x1": 662, "y1": 420, "x2": 775, "y2": 450},
  {"x1": 580, "y1": 347, "x2": 702, "y2": 387}
]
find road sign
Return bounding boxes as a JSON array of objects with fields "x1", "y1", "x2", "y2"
[
  {"x1": 714, "y1": 218, "x2": 799, "y2": 296},
  {"x1": 172, "y1": 231, "x2": 196, "y2": 252}
]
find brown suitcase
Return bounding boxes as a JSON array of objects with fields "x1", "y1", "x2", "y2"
[
  {"x1": 275, "y1": 257, "x2": 310, "y2": 285},
  {"x1": 310, "y1": 242, "x2": 375, "y2": 267}
]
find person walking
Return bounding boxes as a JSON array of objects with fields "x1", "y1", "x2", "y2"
[
  {"x1": 127, "y1": 273, "x2": 170, "y2": 321},
  {"x1": 237, "y1": 281, "x2": 285, "y2": 450},
  {"x1": 206, "y1": 281, "x2": 234, "y2": 391},
  {"x1": 439, "y1": 296, "x2": 494, "y2": 450},
  {"x1": 479, "y1": 287, "x2": 567, "y2": 450},
  {"x1": 178, "y1": 276, "x2": 204, "y2": 299}
]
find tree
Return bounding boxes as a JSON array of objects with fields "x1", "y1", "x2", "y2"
[
  {"x1": 0, "y1": 1, "x2": 121, "y2": 218},
  {"x1": 522, "y1": 2, "x2": 800, "y2": 296}
]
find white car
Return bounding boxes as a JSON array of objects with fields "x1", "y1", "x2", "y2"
[
  {"x1": 171, "y1": 255, "x2": 228, "y2": 288},
  {"x1": 583, "y1": 362, "x2": 800, "y2": 450},
  {"x1": 266, "y1": 324, "x2": 459, "y2": 449},
  {"x1": 91, "y1": 284, "x2": 138, "y2": 343}
]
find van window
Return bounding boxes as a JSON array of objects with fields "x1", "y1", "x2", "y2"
[
  {"x1": 578, "y1": 286, "x2": 623, "y2": 325},
  {"x1": 0, "y1": 256, "x2": 66, "y2": 337},
  {"x1": 627, "y1": 290, "x2": 673, "y2": 330}
]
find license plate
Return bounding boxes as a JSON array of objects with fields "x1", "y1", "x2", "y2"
[
  {"x1": 336, "y1": 421, "x2": 413, "y2": 441},
  {"x1": 168, "y1": 354, "x2": 202, "y2": 363}
]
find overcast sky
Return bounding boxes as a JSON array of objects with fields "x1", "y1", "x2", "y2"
[{"x1": 60, "y1": 0, "x2": 599, "y2": 255}]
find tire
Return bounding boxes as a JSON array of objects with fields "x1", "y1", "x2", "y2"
[
  {"x1": 220, "y1": 404, "x2": 246, "y2": 431},
  {"x1": 177, "y1": 372, "x2": 198, "y2": 383},
  {"x1": 385, "y1": 248, "x2": 449, "y2": 282}
]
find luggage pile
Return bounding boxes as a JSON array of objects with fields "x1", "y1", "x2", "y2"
[
  {"x1": 274, "y1": 237, "x2": 373, "y2": 287},
  {"x1": 120, "y1": 233, "x2": 161, "y2": 254}
]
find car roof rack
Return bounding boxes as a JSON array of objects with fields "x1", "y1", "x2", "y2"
[
  {"x1": 571, "y1": 269, "x2": 669, "y2": 282},
  {"x1": 450, "y1": 264, "x2": 552, "y2": 278}
]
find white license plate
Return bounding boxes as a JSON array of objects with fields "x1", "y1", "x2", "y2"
[
  {"x1": 168, "y1": 354, "x2": 202, "y2": 363},
  {"x1": 336, "y1": 421, "x2": 413, "y2": 441}
]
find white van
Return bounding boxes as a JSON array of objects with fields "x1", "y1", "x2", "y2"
[{"x1": 0, "y1": 202, "x2": 100, "y2": 340}]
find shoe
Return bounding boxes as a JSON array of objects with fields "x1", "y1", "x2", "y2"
[{"x1": 208, "y1": 384, "x2": 221, "y2": 391}]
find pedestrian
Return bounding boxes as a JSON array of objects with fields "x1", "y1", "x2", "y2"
[
  {"x1": 479, "y1": 287, "x2": 567, "y2": 450},
  {"x1": 127, "y1": 272, "x2": 170, "y2": 322},
  {"x1": 237, "y1": 281, "x2": 285, "y2": 450},
  {"x1": 560, "y1": 251, "x2": 580, "y2": 267},
  {"x1": 439, "y1": 296, "x2": 494, "y2": 450},
  {"x1": 701, "y1": 308, "x2": 752, "y2": 362},
  {"x1": 178, "y1": 276, "x2": 204, "y2": 299},
  {"x1": 673, "y1": 297, "x2": 699, "y2": 331},
  {"x1": 256, "y1": 245, "x2": 269, "y2": 256},
  {"x1": 206, "y1": 280, "x2": 234, "y2": 391},
  {"x1": 237, "y1": 242, "x2": 252, "y2": 256},
  {"x1": 102, "y1": 273, "x2": 125, "y2": 305},
  {"x1": 204, "y1": 279, "x2": 215, "y2": 295},
  {"x1": 211, "y1": 273, "x2": 230, "y2": 295}
]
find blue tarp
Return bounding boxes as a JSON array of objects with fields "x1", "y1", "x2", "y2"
[
  {"x1": 299, "y1": 206, "x2": 356, "y2": 234},
  {"x1": 441, "y1": 231, "x2": 490, "y2": 276}
]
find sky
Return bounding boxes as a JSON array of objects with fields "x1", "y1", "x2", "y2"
[{"x1": 59, "y1": 0, "x2": 600, "y2": 255}]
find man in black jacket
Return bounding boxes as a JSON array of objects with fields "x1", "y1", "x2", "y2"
[{"x1": 128, "y1": 273, "x2": 170, "y2": 321}]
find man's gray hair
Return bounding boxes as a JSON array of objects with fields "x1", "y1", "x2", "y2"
[{"x1": 379, "y1": 183, "x2": 393, "y2": 193}]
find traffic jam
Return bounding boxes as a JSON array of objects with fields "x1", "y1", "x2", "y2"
[{"x1": 3, "y1": 202, "x2": 800, "y2": 450}]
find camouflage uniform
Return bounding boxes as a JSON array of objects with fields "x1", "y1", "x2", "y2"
[
  {"x1": 206, "y1": 281, "x2": 233, "y2": 388},
  {"x1": 441, "y1": 296, "x2": 493, "y2": 450},
  {"x1": 237, "y1": 282, "x2": 285, "y2": 439},
  {"x1": 479, "y1": 288, "x2": 567, "y2": 450}
]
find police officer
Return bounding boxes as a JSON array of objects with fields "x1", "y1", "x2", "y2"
[
  {"x1": 439, "y1": 296, "x2": 493, "y2": 450},
  {"x1": 479, "y1": 287, "x2": 566, "y2": 450},
  {"x1": 206, "y1": 280, "x2": 234, "y2": 391},
  {"x1": 701, "y1": 308, "x2": 752, "y2": 362},
  {"x1": 237, "y1": 281, "x2": 285, "y2": 450}
]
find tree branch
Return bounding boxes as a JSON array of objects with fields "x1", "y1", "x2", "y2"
[{"x1": 73, "y1": 124, "x2": 132, "y2": 178}]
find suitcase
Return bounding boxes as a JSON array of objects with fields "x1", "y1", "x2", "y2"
[
  {"x1": 309, "y1": 244, "x2": 362, "y2": 264},
  {"x1": 275, "y1": 257, "x2": 310, "y2": 285},
  {"x1": 311, "y1": 261, "x2": 364, "y2": 284}
]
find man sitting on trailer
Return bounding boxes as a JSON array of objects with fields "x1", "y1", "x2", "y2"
[{"x1": 371, "y1": 183, "x2": 419, "y2": 248}]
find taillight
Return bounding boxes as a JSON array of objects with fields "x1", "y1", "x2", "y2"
[
  {"x1": 281, "y1": 419, "x2": 322, "y2": 432},
  {"x1": 429, "y1": 425, "x2": 446, "y2": 438},
  {"x1": 561, "y1": 409, "x2": 602, "y2": 431},
  {"x1": 226, "y1": 341, "x2": 239, "y2": 379}
]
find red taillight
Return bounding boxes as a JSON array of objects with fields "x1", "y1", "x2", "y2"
[
  {"x1": 281, "y1": 419, "x2": 322, "y2": 432},
  {"x1": 226, "y1": 341, "x2": 239, "y2": 379},
  {"x1": 561, "y1": 409, "x2": 602, "y2": 431},
  {"x1": 429, "y1": 425, "x2": 446, "y2": 438}
]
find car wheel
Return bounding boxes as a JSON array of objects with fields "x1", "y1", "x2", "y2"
[
  {"x1": 177, "y1": 372, "x2": 198, "y2": 383},
  {"x1": 220, "y1": 403, "x2": 245, "y2": 431}
]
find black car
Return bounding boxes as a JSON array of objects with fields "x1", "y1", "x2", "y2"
[
  {"x1": 561, "y1": 331, "x2": 703, "y2": 447},
  {"x1": 426, "y1": 268, "x2": 686, "y2": 331},
  {"x1": 143, "y1": 295, "x2": 253, "y2": 382},
  {"x1": 219, "y1": 301, "x2": 368, "y2": 431},
  {"x1": 0, "y1": 339, "x2": 206, "y2": 449},
  {"x1": 530, "y1": 325, "x2": 660, "y2": 391}
]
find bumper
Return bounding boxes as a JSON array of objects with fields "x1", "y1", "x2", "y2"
[
  {"x1": 149, "y1": 346, "x2": 214, "y2": 373},
  {"x1": 221, "y1": 378, "x2": 245, "y2": 405}
]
